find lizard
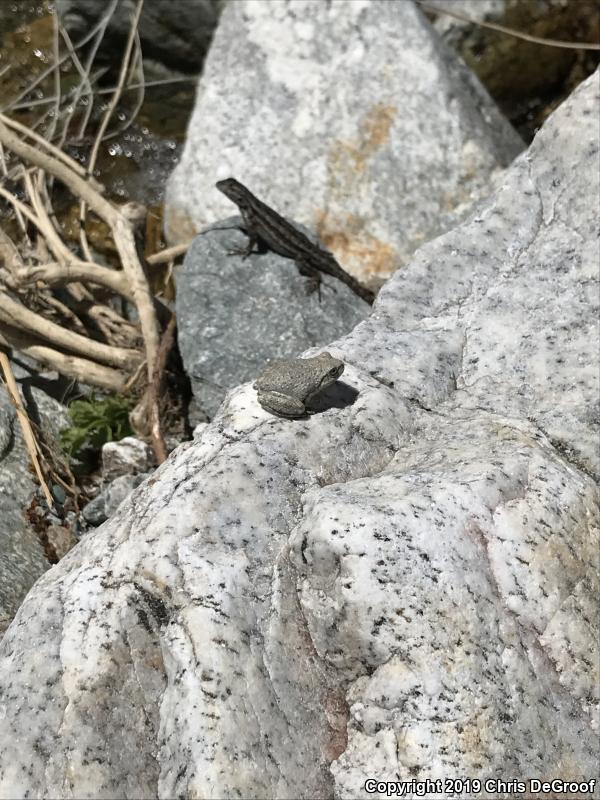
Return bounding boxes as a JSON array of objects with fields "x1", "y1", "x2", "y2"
[{"x1": 215, "y1": 177, "x2": 375, "y2": 305}]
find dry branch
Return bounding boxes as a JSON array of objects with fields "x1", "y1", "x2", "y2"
[
  {"x1": 0, "y1": 113, "x2": 102, "y2": 187},
  {"x1": 0, "y1": 325, "x2": 128, "y2": 392},
  {"x1": 0, "y1": 351, "x2": 54, "y2": 507},
  {"x1": 0, "y1": 291, "x2": 139, "y2": 369},
  {"x1": 0, "y1": 5, "x2": 173, "y2": 453},
  {"x1": 0, "y1": 1, "x2": 123, "y2": 114},
  {"x1": 0, "y1": 114, "x2": 160, "y2": 377},
  {"x1": 80, "y1": 0, "x2": 144, "y2": 261},
  {"x1": 418, "y1": 2, "x2": 600, "y2": 49},
  {"x1": 146, "y1": 240, "x2": 192, "y2": 265},
  {"x1": 148, "y1": 312, "x2": 176, "y2": 464},
  {"x1": 15, "y1": 261, "x2": 131, "y2": 298},
  {"x1": 0, "y1": 227, "x2": 24, "y2": 277}
]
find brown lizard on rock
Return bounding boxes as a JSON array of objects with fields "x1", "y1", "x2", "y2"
[{"x1": 216, "y1": 177, "x2": 374, "y2": 305}]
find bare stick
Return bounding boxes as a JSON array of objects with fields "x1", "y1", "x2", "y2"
[
  {"x1": 0, "y1": 113, "x2": 100, "y2": 186},
  {"x1": 15, "y1": 261, "x2": 131, "y2": 298},
  {"x1": 0, "y1": 142, "x2": 28, "y2": 233},
  {"x1": 8, "y1": 76, "x2": 196, "y2": 112},
  {"x1": 0, "y1": 2, "x2": 124, "y2": 113},
  {"x1": 89, "y1": 0, "x2": 143, "y2": 156},
  {"x1": 0, "y1": 117, "x2": 160, "y2": 377},
  {"x1": 0, "y1": 227, "x2": 24, "y2": 278},
  {"x1": 0, "y1": 351, "x2": 54, "y2": 507},
  {"x1": 146, "y1": 240, "x2": 192, "y2": 265},
  {"x1": 148, "y1": 312, "x2": 176, "y2": 464},
  {"x1": 0, "y1": 183, "x2": 46, "y2": 235},
  {"x1": 0, "y1": 200, "x2": 130, "y2": 300},
  {"x1": 0, "y1": 326, "x2": 128, "y2": 392},
  {"x1": 75, "y1": 3, "x2": 119, "y2": 141},
  {"x1": 2, "y1": 174, "x2": 131, "y2": 297},
  {"x1": 418, "y1": 2, "x2": 600, "y2": 50},
  {"x1": 53, "y1": 23, "x2": 93, "y2": 150},
  {"x1": 102, "y1": 32, "x2": 145, "y2": 142},
  {"x1": 0, "y1": 291, "x2": 139, "y2": 369},
  {"x1": 22, "y1": 171, "x2": 74, "y2": 264},
  {"x1": 44, "y1": 10, "x2": 62, "y2": 142},
  {"x1": 37, "y1": 293, "x2": 88, "y2": 337},
  {"x1": 124, "y1": 359, "x2": 146, "y2": 392},
  {"x1": 80, "y1": 0, "x2": 144, "y2": 261},
  {"x1": 83, "y1": 304, "x2": 140, "y2": 347},
  {"x1": 55, "y1": 2, "x2": 119, "y2": 147}
]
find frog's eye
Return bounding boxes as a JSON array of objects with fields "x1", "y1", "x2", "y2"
[{"x1": 329, "y1": 367, "x2": 340, "y2": 377}]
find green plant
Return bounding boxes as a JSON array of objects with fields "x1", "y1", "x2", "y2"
[{"x1": 60, "y1": 395, "x2": 134, "y2": 458}]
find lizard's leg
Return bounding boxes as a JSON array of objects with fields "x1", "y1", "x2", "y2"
[
  {"x1": 228, "y1": 233, "x2": 269, "y2": 259},
  {"x1": 295, "y1": 258, "x2": 322, "y2": 302},
  {"x1": 227, "y1": 233, "x2": 257, "y2": 258}
]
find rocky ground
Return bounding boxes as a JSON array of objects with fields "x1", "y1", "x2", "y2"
[{"x1": 0, "y1": 2, "x2": 598, "y2": 797}]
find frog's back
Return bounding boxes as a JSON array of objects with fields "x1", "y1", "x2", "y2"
[{"x1": 254, "y1": 358, "x2": 314, "y2": 395}]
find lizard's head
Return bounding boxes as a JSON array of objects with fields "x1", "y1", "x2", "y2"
[{"x1": 216, "y1": 177, "x2": 247, "y2": 205}]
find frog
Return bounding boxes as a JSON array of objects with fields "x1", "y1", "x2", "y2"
[{"x1": 254, "y1": 352, "x2": 345, "y2": 418}]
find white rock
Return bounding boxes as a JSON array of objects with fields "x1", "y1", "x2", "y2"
[
  {"x1": 101, "y1": 436, "x2": 154, "y2": 480},
  {"x1": 165, "y1": 0, "x2": 522, "y2": 282},
  {"x1": 0, "y1": 72, "x2": 597, "y2": 799}
]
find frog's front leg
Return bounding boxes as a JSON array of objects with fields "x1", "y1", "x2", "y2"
[{"x1": 256, "y1": 390, "x2": 306, "y2": 418}]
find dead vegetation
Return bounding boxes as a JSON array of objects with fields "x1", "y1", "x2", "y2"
[{"x1": 0, "y1": 0, "x2": 190, "y2": 495}]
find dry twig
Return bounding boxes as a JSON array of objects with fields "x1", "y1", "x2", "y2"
[
  {"x1": 0, "y1": 326, "x2": 128, "y2": 392},
  {"x1": 148, "y1": 313, "x2": 177, "y2": 464},
  {"x1": 0, "y1": 351, "x2": 54, "y2": 507},
  {"x1": 418, "y1": 2, "x2": 600, "y2": 50},
  {"x1": 0, "y1": 115, "x2": 160, "y2": 377},
  {"x1": 146, "y1": 240, "x2": 192, "y2": 265},
  {"x1": 0, "y1": 1, "x2": 174, "y2": 453},
  {"x1": 80, "y1": 0, "x2": 144, "y2": 261}
]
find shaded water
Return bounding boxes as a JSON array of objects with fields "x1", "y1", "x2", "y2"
[{"x1": 0, "y1": 1, "x2": 197, "y2": 216}]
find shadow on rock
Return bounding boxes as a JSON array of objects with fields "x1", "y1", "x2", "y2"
[{"x1": 309, "y1": 380, "x2": 359, "y2": 414}]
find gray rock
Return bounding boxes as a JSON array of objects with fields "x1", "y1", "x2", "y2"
[
  {"x1": 55, "y1": 0, "x2": 224, "y2": 74},
  {"x1": 102, "y1": 436, "x2": 154, "y2": 481},
  {"x1": 0, "y1": 379, "x2": 70, "y2": 637},
  {"x1": 165, "y1": 0, "x2": 523, "y2": 283},
  {"x1": 0, "y1": 71, "x2": 597, "y2": 799},
  {"x1": 177, "y1": 218, "x2": 371, "y2": 418},
  {"x1": 82, "y1": 473, "x2": 149, "y2": 527},
  {"x1": 192, "y1": 421, "x2": 208, "y2": 439},
  {"x1": 429, "y1": 0, "x2": 508, "y2": 44}
]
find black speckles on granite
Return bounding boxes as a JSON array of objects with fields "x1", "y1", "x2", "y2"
[{"x1": 1, "y1": 63, "x2": 599, "y2": 800}]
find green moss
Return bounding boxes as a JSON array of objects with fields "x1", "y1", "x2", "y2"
[{"x1": 60, "y1": 395, "x2": 134, "y2": 458}]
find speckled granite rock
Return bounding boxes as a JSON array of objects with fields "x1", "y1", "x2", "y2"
[
  {"x1": 0, "y1": 71, "x2": 597, "y2": 799},
  {"x1": 101, "y1": 436, "x2": 154, "y2": 481},
  {"x1": 165, "y1": 0, "x2": 522, "y2": 283},
  {"x1": 0, "y1": 378, "x2": 69, "y2": 637},
  {"x1": 429, "y1": 0, "x2": 509, "y2": 42},
  {"x1": 81, "y1": 473, "x2": 150, "y2": 528},
  {"x1": 177, "y1": 218, "x2": 371, "y2": 419}
]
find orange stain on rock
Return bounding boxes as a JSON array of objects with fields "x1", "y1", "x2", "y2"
[
  {"x1": 317, "y1": 212, "x2": 397, "y2": 279},
  {"x1": 328, "y1": 103, "x2": 397, "y2": 178},
  {"x1": 316, "y1": 104, "x2": 399, "y2": 278}
]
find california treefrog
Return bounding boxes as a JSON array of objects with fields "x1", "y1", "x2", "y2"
[{"x1": 254, "y1": 352, "x2": 344, "y2": 418}]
